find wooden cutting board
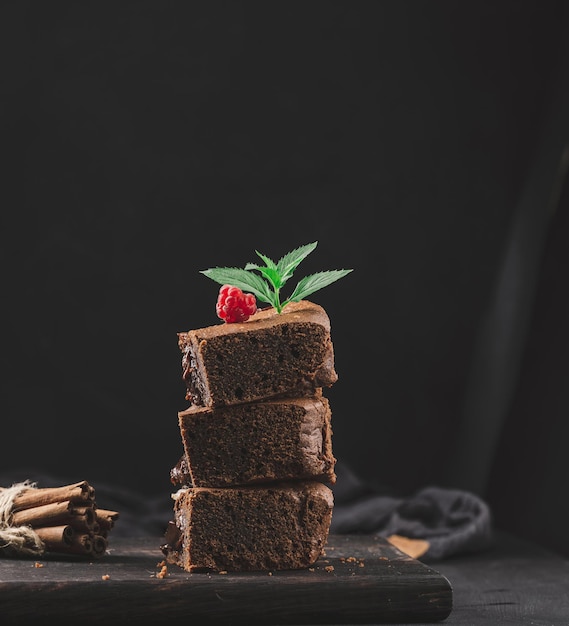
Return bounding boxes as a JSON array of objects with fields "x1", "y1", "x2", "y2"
[{"x1": 0, "y1": 533, "x2": 452, "y2": 624}]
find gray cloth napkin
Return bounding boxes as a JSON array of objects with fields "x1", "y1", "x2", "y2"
[{"x1": 330, "y1": 462, "x2": 493, "y2": 561}]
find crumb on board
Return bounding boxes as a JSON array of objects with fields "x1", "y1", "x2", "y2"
[
  {"x1": 324, "y1": 565, "x2": 334, "y2": 572},
  {"x1": 339, "y1": 556, "x2": 365, "y2": 568},
  {"x1": 156, "y1": 565, "x2": 168, "y2": 579},
  {"x1": 33, "y1": 562, "x2": 44, "y2": 568},
  {"x1": 219, "y1": 570, "x2": 228, "y2": 575},
  {"x1": 102, "y1": 574, "x2": 110, "y2": 581}
]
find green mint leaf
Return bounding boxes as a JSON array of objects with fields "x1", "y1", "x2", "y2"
[
  {"x1": 254, "y1": 250, "x2": 277, "y2": 270},
  {"x1": 276, "y1": 242, "x2": 318, "y2": 285},
  {"x1": 244, "y1": 263, "x2": 284, "y2": 290},
  {"x1": 255, "y1": 266, "x2": 283, "y2": 289},
  {"x1": 201, "y1": 242, "x2": 353, "y2": 315},
  {"x1": 287, "y1": 269, "x2": 353, "y2": 303},
  {"x1": 200, "y1": 267, "x2": 275, "y2": 305}
]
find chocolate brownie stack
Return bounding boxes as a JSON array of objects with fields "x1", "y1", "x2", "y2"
[{"x1": 162, "y1": 300, "x2": 338, "y2": 572}]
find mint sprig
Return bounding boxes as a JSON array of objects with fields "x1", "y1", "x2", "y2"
[{"x1": 200, "y1": 241, "x2": 353, "y2": 313}]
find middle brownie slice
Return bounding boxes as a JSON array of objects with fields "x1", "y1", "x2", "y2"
[{"x1": 177, "y1": 396, "x2": 336, "y2": 488}]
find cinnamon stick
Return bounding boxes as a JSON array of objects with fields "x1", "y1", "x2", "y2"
[
  {"x1": 34, "y1": 525, "x2": 74, "y2": 551},
  {"x1": 41, "y1": 533, "x2": 94, "y2": 556},
  {"x1": 68, "y1": 506, "x2": 96, "y2": 530},
  {"x1": 95, "y1": 508, "x2": 119, "y2": 532},
  {"x1": 68, "y1": 533, "x2": 93, "y2": 556},
  {"x1": 11, "y1": 500, "x2": 95, "y2": 529},
  {"x1": 1, "y1": 481, "x2": 95, "y2": 512},
  {"x1": 34, "y1": 527, "x2": 109, "y2": 558},
  {"x1": 91, "y1": 534, "x2": 108, "y2": 557},
  {"x1": 1, "y1": 480, "x2": 118, "y2": 559},
  {"x1": 67, "y1": 513, "x2": 95, "y2": 533}
]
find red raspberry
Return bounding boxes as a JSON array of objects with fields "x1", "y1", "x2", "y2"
[{"x1": 216, "y1": 285, "x2": 257, "y2": 323}]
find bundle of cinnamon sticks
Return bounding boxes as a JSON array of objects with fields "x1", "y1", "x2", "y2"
[{"x1": 0, "y1": 480, "x2": 119, "y2": 558}]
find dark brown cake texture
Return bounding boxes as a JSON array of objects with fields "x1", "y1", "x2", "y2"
[
  {"x1": 163, "y1": 481, "x2": 334, "y2": 572},
  {"x1": 177, "y1": 396, "x2": 336, "y2": 488},
  {"x1": 178, "y1": 300, "x2": 337, "y2": 408},
  {"x1": 166, "y1": 297, "x2": 340, "y2": 573}
]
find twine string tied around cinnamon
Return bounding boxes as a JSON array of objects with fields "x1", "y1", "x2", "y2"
[{"x1": 0, "y1": 481, "x2": 45, "y2": 556}]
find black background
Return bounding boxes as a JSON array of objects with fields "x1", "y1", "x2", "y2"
[{"x1": 3, "y1": 0, "x2": 569, "y2": 553}]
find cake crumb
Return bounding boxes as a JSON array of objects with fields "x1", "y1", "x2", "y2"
[
  {"x1": 219, "y1": 570, "x2": 228, "y2": 575},
  {"x1": 308, "y1": 567, "x2": 315, "y2": 572},
  {"x1": 324, "y1": 565, "x2": 334, "y2": 572},
  {"x1": 268, "y1": 571, "x2": 273, "y2": 576},
  {"x1": 156, "y1": 565, "x2": 168, "y2": 579},
  {"x1": 102, "y1": 574, "x2": 111, "y2": 581},
  {"x1": 33, "y1": 562, "x2": 44, "y2": 568}
]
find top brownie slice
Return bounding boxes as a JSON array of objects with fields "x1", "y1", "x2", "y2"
[{"x1": 178, "y1": 300, "x2": 338, "y2": 407}]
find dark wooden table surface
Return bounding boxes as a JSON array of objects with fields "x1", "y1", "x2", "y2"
[
  {"x1": 429, "y1": 531, "x2": 569, "y2": 626},
  {"x1": 1, "y1": 531, "x2": 568, "y2": 625}
]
